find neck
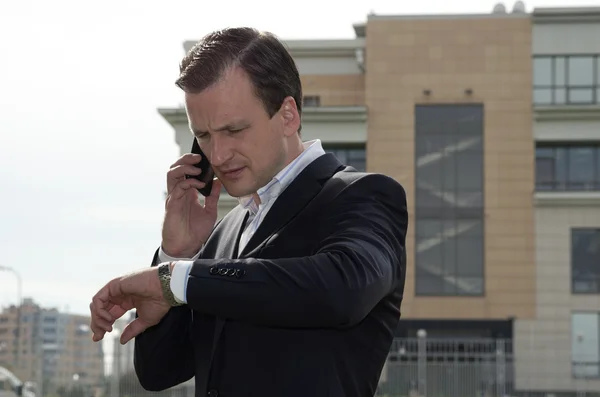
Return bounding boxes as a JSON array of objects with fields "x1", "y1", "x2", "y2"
[{"x1": 252, "y1": 137, "x2": 305, "y2": 206}]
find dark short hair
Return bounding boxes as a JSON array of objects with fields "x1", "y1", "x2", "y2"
[{"x1": 176, "y1": 27, "x2": 303, "y2": 132}]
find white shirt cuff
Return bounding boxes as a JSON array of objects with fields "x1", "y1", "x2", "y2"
[
  {"x1": 157, "y1": 246, "x2": 202, "y2": 263},
  {"x1": 170, "y1": 261, "x2": 194, "y2": 304}
]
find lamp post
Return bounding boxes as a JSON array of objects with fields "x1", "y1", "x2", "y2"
[{"x1": 0, "y1": 265, "x2": 22, "y2": 370}]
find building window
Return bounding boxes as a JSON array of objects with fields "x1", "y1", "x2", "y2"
[
  {"x1": 571, "y1": 312, "x2": 600, "y2": 378},
  {"x1": 535, "y1": 144, "x2": 600, "y2": 191},
  {"x1": 533, "y1": 55, "x2": 600, "y2": 105},
  {"x1": 303, "y1": 95, "x2": 321, "y2": 107},
  {"x1": 572, "y1": 228, "x2": 600, "y2": 294},
  {"x1": 414, "y1": 104, "x2": 485, "y2": 296},
  {"x1": 323, "y1": 145, "x2": 366, "y2": 171}
]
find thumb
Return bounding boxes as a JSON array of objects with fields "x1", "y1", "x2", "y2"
[
  {"x1": 204, "y1": 178, "x2": 222, "y2": 210},
  {"x1": 120, "y1": 317, "x2": 150, "y2": 345}
]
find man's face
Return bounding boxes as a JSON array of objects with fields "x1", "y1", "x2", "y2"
[{"x1": 184, "y1": 67, "x2": 300, "y2": 198}]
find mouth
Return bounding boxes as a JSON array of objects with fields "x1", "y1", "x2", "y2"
[{"x1": 220, "y1": 167, "x2": 246, "y2": 179}]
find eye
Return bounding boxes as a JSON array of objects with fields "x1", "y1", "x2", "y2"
[{"x1": 229, "y1": 126, "x2": 247, "y2": 134}]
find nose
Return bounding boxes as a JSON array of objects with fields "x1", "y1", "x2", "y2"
[{"x1": 208, "y1": 135, "x2": 234, "y2": 167}]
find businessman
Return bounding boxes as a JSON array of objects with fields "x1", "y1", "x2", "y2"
[{"x1": 89, "y1": 27, "x2": 408, "y2": 397}]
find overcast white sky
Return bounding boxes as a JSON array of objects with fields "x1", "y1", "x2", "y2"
[{"x1": 0, "y1": 0, "x2": 598, "y2": 318}]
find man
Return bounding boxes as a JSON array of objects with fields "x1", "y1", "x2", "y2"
[{"x1": 89, "y1": 27, "x2": 408, "y2": 397}]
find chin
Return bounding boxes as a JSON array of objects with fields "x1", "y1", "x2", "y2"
[{"x1": 221, "y1": 183, "x2": 254, "y2": 198}]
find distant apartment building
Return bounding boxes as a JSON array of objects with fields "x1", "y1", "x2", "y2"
[
  {"x1": 157, "y1": 3, "x2": 600, "y2": 395},
  {"x1": 0, "y1": 299, "x2": 105, "y2": 396}
]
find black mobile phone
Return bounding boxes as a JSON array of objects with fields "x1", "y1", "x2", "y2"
[{"x1": 187, "y1": 139, "x2": 214, "y2": 197}]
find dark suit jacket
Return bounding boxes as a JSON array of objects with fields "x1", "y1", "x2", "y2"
[{"x1": 133, "y1": 153, "x2": 408, "y2": 397}]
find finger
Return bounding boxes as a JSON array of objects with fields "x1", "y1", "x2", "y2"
[
  {"x1": 92, "y1": 331, "x2": 106, "y2": 342},
  {"x1": 203, "y1": 178, "x2": 222, "y2": 211},
  {"x1": 169, "y1": 153, "x2": 203, "y2": 169},
  {"x1": 167, "y1": 164, "x2": 203, "y2": 193},
  {"x1": 91, "y1": 283, "x2": 113, "y2": 316},
  {"x1": 170, "y1": 178, "x2": 206, "y2": 200},
  {"x1": 90, "y1": 310, "x2": 114, "y2": 334},
  {"x1": 89, "y1": 288, "x2": 114, "y2": 337},
  {"x1": 120, "y1": 317, "x2": 150, "y2": 345},
  {"x1": 91, "y1": 301, "x2": 114, "y2": 323},
  {"x1": 109, "y1": 305, "x2": 129, "y2": 320}
]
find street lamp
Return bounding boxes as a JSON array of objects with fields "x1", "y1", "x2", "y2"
[{"x1": 0, "y1": 265, "x2": 22, "y2": 369}]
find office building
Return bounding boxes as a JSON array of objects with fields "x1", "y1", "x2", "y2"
[{"x1": 157, "y1": 3, "x2": 600, "y2": 394}]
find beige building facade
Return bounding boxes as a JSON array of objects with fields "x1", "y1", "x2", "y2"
[{"x1": 158, "y1": 4, "x2": 600, "y2": 395}]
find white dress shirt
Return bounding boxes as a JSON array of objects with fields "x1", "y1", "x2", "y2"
[{"x1": 159, "y1": 139, "x2": 326, "y2": 303}]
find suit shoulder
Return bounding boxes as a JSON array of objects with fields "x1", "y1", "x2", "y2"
[{"x1": 337, "y1": 170, "x2": 407, "y2": 198}]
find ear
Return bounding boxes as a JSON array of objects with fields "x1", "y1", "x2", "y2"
[{"x1": 279, "y1": 96, "x2": 301, "y2": 137}]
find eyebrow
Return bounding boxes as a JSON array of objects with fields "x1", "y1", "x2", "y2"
[{"x1": 192, "y1": 121, "x2": 248, "y2": 136}]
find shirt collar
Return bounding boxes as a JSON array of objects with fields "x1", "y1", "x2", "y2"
[{"x1": 238, "y1": 139, "x2": 325, "y2": 214}]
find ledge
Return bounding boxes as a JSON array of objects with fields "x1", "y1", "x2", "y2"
[
  {"x1": 535, "y1": 191, "x2": 600, "y2": 207},
  {"x1": 533, "y1": 7, "x2": 600, "y2": 24},
  {"x1": 158, "y1": 107, "x2": 187, "y2": 127},
  {"x1": 158, "y1": 106, "x2": 368, "y2": 126},
  {"x1": 534, "y1": 105, "x2": 600, "y2": 121},
  {"x1": 302, "y1": 106, "x2": 367, "y2": 122},
  {"x1": 285, "y1": 39, "x2": 365, "y2": 58}
]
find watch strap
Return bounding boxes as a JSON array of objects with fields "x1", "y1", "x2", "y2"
[{"x1": 157, "y1": 262, "x2": 184, "y2": 307}]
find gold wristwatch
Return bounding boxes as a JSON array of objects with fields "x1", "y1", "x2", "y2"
[{"x1": 157, "y1": 262, "x2": 184, "y2": 307}]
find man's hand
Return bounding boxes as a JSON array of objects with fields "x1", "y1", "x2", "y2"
[
  {"x1": 162, "y1": 152, "x2": 222, "y2": 257},
  {"x1": 89, "y1": 267, "x2": 171, "y2": 345}
]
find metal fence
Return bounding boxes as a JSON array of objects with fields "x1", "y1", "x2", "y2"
[
  {"x1": 16, "y1": 335, "x2": 600, "y2": 397},
  {"x1": 375, "y1": 336, "x2": 600, "y2": 397}
]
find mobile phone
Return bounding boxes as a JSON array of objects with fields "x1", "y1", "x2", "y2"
[{"x1": 186, "y1": 139, "x2": 214, "y2": 197}]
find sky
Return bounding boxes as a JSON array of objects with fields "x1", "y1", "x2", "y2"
[{"x1": 0, "y1": 0, "x2": 598, "y2": 318}]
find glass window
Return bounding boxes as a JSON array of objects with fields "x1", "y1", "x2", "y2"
[
  {"x1": 534, "y1": 89, "x2": 552, "y2": 105},
  {"x1": 569, "y1": 88, "x2": 594, "y2": 104},
  {"x1": 456, "y1": 153, "x2": 483, "y2": 191},
  {"x1": 571, "y1": 312, "x2": 600, "y2": 378},
  {"x1": 415, "y1": 275, "x2": 445, "y2": 295},
  {"x1": 303, "y1": 95, "x2": 321, "y2": 107},
  {"x1": 324, "y1": 146, "x2": 366, "y2": 172},
  {"x1": 555, "y1": 56, "x2": 566, "y2": 86},
  {"x1": 440, "y1": 156, "x2": 456, "y2": 192},
  {"x1": 415, "y1": 104, "x2": 484, "y2": 297},
  {"x1": 535, "y1": 145, "x2": 600, "y2": 192},
  {"x1": 536, "y1": 157, "x2": 555, "y2": 190},
  {"x1": 456, "y1": 237, "x2": 484, "y2": 277},
  {"x1": 596, "y1": 149, "x2": 600, "y2": 186},
  {"x1": 555, "y1": 88, "x2": 567, "y2": 104},
  {"x1": 533, "y1": 55, "x2": 599, "y2": 106},
  {"x1": 571, "y1": 228, "x2": 600, "y2": 294},
  {"x1": 568, "y1": 57, "x2": 595, "y2": 86},
  {"x1": 568, "y1": 147, "x2": 595, "y2": 188},
  {"x1": 416, "y1": 220, "x2": 442, "y2": 238},
  {"x1": 534, "y1": 57, "x2": 553, "y2": 86}
]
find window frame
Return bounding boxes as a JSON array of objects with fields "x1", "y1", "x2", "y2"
[
  {"x1": 571, "y1": 228, "x2": 600, "y2": 295},
  {"x1": 533, "y1": 54, "x2": 600, "y2": 106},
  {"x1": 535, "y1": 143, "x2": 600, "y2": 192}
]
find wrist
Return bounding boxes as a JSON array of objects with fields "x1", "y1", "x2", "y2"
[{"x1": 162, "y1": 245, "x2": 202, "y2": 259}]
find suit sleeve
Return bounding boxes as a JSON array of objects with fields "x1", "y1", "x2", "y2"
[
  {"x1": 133, "y1": 249, "x2": 195, "y2": 391},
  {"x1": 184, "y1": 174, "x2": 408, "y2": 328}
]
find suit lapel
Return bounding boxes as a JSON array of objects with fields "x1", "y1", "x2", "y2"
[
  {"x1": 209, "y1": 205, "x2": 249, "y2": 260},
  {"x1": 239, "y1": 153, "x2": 344, "y2": 257}
]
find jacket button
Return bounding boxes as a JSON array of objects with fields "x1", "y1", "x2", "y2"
[
  {"x1": 207, "y1": 390, "x2": 219, "y2": 397},
  {"x1": 209, "y1": 267, "x2": 218, "y2": 275}
]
